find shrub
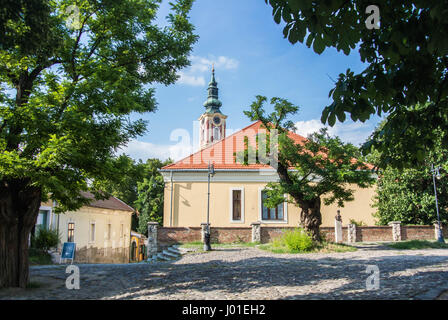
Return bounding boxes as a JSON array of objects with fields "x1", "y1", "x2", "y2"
[
  {"x1": 280, "y1": 228, "x2": 314, "y2": 252},
  {"x1": 349, "y1": 219, "x2": 366, "y2": 227},
  {"x1": 28, "y1": 248, "x2": 53, "y2": 265},
  {"x1": 31, "y1": 227, "x2": 60, "y2": 252}
]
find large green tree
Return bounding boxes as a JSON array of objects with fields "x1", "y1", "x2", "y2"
[
  {"x1": 265, "y1": 1, "x2": 448, "y2": 168},
  {"x1": 92, "y1": 154, "x2": 149, "y2": 231},
  {"x1": 93, "y1": 156, "x2": 171, "y2": 233},
  {"x1": 134, "y1": 158, "x2": 171, "y2": 236},
  {"x1": 373, "y1": 166, "x2": 448, "y2": 225},
  {"x1": 0, "y1": 0, "x2": 197, "y2": 288},
  {"x1": 367, "y1": 122, "x2": 448, "y2": 225},
  {"x1": 93, "y1": 154, "x2": 147, "y2": 207},
  {"x1": 240, "y1": 96, "x2": 375, "y2": 241}
]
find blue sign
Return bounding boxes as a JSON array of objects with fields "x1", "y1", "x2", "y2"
[{"x1": 61, "y1": 242, "x2": 76, "y2": 260}]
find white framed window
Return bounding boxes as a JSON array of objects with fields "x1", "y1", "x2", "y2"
[
  {"x1": 67, "y1": 222, "x2": 75, "y2": 242},
  {"x1": 258, "y1": 187, "x2": 288, "y2": 224},
  {"x1": 89, "y1": 221, "x2": 96, "y2": 243},
  {"x1": 37, "y1": 206, "x2": 52, "y2": 230},
  {"x1": 229, "y1": 187, "x2": 244, "y2": 223},
  {"x1": 106, "y1": 223, "x2": 111, "y2": 240},
  {"x1": 214, "y1": 126, "x2": 220, "y2": 141}
]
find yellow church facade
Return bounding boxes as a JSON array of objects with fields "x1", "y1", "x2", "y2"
[
  {"x1": 161, "y1": 174, "x2": 377, "y2": 228},
  {"x1": 160, "y1": 69, "x2": 377, "y2": 229}
]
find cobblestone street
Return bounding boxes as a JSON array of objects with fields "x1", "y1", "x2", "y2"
[{"x1": 1, "y1": 244, "x2": 448, "y2": 300}]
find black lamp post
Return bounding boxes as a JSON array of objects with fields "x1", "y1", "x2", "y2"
[
  {"x1": 204, "y1": 162, "x2": 215, "y2": 251},
  {"x1": 431, "y1": 164, "x2": 445, "y2": 243}
]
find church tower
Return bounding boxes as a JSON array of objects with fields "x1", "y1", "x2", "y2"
[{"x1": 199, "y1": 67, "x2": 227, "y2": 149}]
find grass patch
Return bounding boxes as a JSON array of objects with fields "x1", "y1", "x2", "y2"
[
  {"x1": 388, "y1": 240, "x2": 448, "y2": 250},
  {"x1": 28, "y1": 248, "x2": 53, "y2": 265},
  {"x1": 257, "y1": 228, "x2": 356, "y2": 254},
  {"x1": 258, "y1": 241, "x2": 357, "y2": 254}
]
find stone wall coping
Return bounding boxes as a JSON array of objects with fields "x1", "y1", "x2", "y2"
[
  {"x1": 404, "y1": 225, "x2": 434, "y2": 228},
  {"x1": 388, "y1": 221, "x2": 402, "y2": 225},
  {"x1": 250, "y1": 221, "x2": 261, "y2": 226},
  {"x1": 160, "y1": 227, "x2": 202, "y2": 230},
  {"x1": 148, "y1": 222, "x2": 159, "y2": 226},
  {"x1": 158, "y1": 225, "x2": 439, "y2": 230},
  {"x1": 160, "y1": 226, "x2": 253, "y2": 230}
]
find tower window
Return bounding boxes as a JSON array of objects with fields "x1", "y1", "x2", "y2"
[{"x1": 214, "y1": 126, "x2": 220, "y2": 141}]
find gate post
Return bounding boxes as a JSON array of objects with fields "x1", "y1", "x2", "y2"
[
  {"x1": 147, "y1": 222, "x2": 159, "y2": 258},
  {"x1": 251, "y1": 221, "x2": 261, "y2": 243},
  {"x1": 389, "y1": 221, "x2": 402, "y2": 241},
  {"x1": 348, "y1": 224, "x2": 357, "y2": 243}
]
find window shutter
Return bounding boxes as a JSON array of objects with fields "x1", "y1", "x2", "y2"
[{"x1": 232, "y1": 190, "x2": 241, "y2": 221}]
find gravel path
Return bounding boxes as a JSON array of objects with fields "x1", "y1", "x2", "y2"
[{"x1": 1, "y1": 244, "x2": 448, "y2": 300}]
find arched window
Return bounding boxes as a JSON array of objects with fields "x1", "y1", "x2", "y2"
[{"x1": 214, "y1": 126, "x2": 220, "y2": 141}]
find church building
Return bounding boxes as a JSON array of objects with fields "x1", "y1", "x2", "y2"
[{"x1": 160, "y1": 69, "x2": 377, "y2": 228}]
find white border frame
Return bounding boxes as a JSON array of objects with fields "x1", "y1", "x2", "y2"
[
  {"x1": 89, "y1": 220, "x2": 96, "y2": 244},
  {"x1": 229, "y1": 187, "x2": 245, "y2": 223},
  {"x1": 67, "y1": 221, "x2": 75, "y2": 243},
  {"x1": 38, "y1": 206, "x2": 53, "y2": 229},
  {"x1": 258, "y1": 187, "x2": 288, "y2": 224}
]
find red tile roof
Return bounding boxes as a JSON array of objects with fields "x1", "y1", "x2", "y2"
[
  {"x1": 81, "y1": 191, "x2": 134, "y2": 212},
  {"x1": 161, "y1": 120, "x2": 373, "y2": 171}
]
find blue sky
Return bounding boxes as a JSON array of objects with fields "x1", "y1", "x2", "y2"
[{"x1": 121, "y1": 0, "x2": 384, "y2": 162}]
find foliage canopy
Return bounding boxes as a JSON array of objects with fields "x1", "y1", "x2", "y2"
[
  {"x1": 0, "y1": 0, "x2": 197, "y2": 212},
  {"x1": 239, "y1": 95, "x2": 375, "y2": 240},
  {"x1": 265, "y1": 0, "x2": 448, "y2": 168}
]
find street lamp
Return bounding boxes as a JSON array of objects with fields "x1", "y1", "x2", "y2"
[
  {"x1": 204, "y1": 162, "x2": 215, "y2": 251},
  {"x1": 431, "y1": 164, "x2": 445, "y2": 243}
]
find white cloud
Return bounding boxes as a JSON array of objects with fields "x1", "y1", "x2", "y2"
[
  {"x1": 176, "y1": 55, "x2": 239, "y2": 87},
  {"x1": 177, "y1": 71, "x2": 205, "y2": 87},
  {"x1": 118, "y1": 139, "x2": 192, "y2": 162},
  {"x1": 190, "y1": 55, "x2": 239, "y2": 73},
  {"x1": 295, "y1": 119, "x2": 373, "y2": 146}
]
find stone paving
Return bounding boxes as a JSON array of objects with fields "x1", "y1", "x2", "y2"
[{"x1": 1, "y1": 244, "x2": 448, "y2": 300}]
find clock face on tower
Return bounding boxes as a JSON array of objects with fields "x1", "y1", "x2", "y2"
[{"x1": 213, "y1": 116, "x2": 221, "y2": 125}]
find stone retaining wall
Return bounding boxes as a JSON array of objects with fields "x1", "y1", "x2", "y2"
[
  {"x1": 158, "y1": 227, "x2": 202, "y2": 245},
  {"x1": 74, "y1": 246, "x2": 129, "y2": 264},
  {"x1": 155, "y1": 223, "x2": 446, "y2": 247},
  {"x1": 356, "y1": 226, "x2": 394, "y2": 242},
  {"x1": 401, "y1": 225, "x2": 437, "y2": 240},
  {"x1": 158, "y1": 227, "x2": 252, "y2": 245}
]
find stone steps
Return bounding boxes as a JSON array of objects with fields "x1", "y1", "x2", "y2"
[
  {"x1": 146, "y1": 245, "x2": 184, "y2": 263},
  {"x1": 163, "y1": 250, "x2": 180, "y2": 258},
  {"x1": 167, "y1": 247, "x2": 182, "y2": 254}
]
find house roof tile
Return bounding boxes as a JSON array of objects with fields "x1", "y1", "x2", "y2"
[{"x1": 161, "y1": 120, "x2": 374, "y2": 171}]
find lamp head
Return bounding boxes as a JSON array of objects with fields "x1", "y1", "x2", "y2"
[{"x1": 432, "y1": 164, "x2": 441, "y2": 179}]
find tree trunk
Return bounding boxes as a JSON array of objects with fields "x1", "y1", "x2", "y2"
[
  {"x1": 275, "y1": 160, "x2": 323, "y2": 242},
  {"x1": 299, "y1": 197, "x2": 322, "y2": 242},
  {"x1": 0, "y1": 179, "x2": 41, "y2": 288}
]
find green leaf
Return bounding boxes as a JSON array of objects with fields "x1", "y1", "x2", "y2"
[
  {"x1": 312, "y1": 35, "x2": 325, "y2": 54},
  {"x1": 306, "y1": 33, "x2": 314, "y2": 47},
  {"x1": 288, "y1": 27, "x2": 299, "y2": 44},
  {"x1": 336, "y1": 110, "x2": 346, "y2": 122},
  {"x1": 273, "y1": 7, "x2": 282, "y2": 24},
  {"x1": 328, "y1": 112, "x2": 336, "y2": 127},
  {"x1": 321, "y1": 106, "x2": 330, "y2": 123}
]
